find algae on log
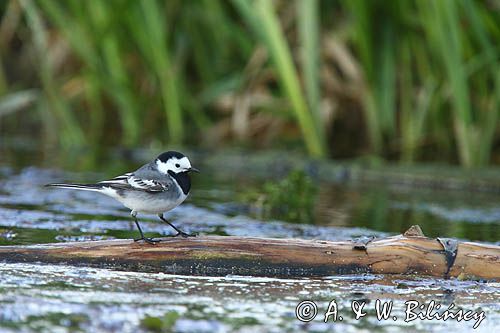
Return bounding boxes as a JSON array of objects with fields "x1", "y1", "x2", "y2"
[{"x1": 0, "y1": 228, "x2": 498, "y2": 280}]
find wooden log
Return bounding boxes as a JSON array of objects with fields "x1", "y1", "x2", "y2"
[{"x1": 0, "y1": 228, "x2": 498, "y2": 280}]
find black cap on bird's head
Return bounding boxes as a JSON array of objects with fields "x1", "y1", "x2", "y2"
[
  {"x1": 155, "y1": 151, "x2": 199, "y2": 174},
  {"x1": 156, "y1": 151, "x2": 186, "y2": 163}
]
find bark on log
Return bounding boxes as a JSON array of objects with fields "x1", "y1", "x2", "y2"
[{"x1": 0, "y1": 228, "x2": 498, "y2": 280}]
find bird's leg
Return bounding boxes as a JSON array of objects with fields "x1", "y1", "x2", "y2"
[
  {"x1": 132, "y1": 211, "x2": 159, "y2": 244},
  {"x1": 158, "y1": 214, "x2": 196, "y2": 238}
]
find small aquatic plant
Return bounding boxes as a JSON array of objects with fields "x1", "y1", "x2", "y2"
[
  {"x1": 141, "y1": 312, "x2": 179, "y2": 332},
  {"x1": 245, "y1": 170, "x2": 318, "y2": 223}
]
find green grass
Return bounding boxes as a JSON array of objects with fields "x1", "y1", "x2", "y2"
[
  {"x1": 239, "y1": 0, "x2": 325, "y2": 157},
  {"x1": 1, "y1": 0, "x2": 499, "y2": 166}
]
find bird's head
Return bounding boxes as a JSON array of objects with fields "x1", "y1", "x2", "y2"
[{"x1": 155, "y1": 151, "x2": 199, "y2": 175}]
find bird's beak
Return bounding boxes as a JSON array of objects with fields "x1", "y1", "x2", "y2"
[{"x1": 189, "y1": 167, "x2": 200, "y2": 173}]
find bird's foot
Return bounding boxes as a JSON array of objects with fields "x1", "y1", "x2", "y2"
[
  {"x1": 134, "y1": 237, "x2": 160, "y2": 244},
  {"x1": 179, "y1": 231, "x2": 197, "y2": 238},
  {"x1": 166, "y1": 231, "x2": 197, "y2": 238}
]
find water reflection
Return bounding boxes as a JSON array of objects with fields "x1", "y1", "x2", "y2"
[
  {"x1": 0, "y1": 166, "x2": 499, "y2": 331},
  {"x1": 0, "y1": 167, "x2": 499, "y2": 246},
  {"x1": 0, "y1": 263, "x2": 497, "y2": 332}
]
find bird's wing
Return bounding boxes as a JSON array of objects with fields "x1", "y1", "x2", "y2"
[
  {"x1": 126, "y1": 176, "x2": 168, "y2": 192},
  {"x1": 97, "y1": 173, "x2": 132, "y2": 186},
  {"x1": 98, "y1": 172, "x2": 168, "y2": 193}
]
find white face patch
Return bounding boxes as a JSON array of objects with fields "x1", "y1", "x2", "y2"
[{"x1": 156, "y1": 156, "x2": 192, "y2": 174}]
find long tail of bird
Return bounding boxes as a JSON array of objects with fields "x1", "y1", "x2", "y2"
[{"x1": 45, "y1": 183, "x2": 104, "y2": 191}]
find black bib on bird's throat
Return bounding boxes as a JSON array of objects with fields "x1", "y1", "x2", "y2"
[{"x1": 168, "y1": 170, "x2": 191, "y2": 195}]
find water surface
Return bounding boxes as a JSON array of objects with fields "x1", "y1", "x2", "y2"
[{"x1": 0, "y1": 165, "x2": 498, "y2": 332}]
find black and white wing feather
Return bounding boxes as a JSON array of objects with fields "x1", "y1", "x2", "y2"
[
  {"x1": 125, "y1": 176, "x2": 168, "y2": 192},
  {"x1": 98, "y1": 173, "x2": 168, "y2": 192},
  {"x1": 46, "y1": 172, "x2": 169, "y2": 193},
  {"x1": 97, "y1": 173, "x2": 132, "y2": 186}
]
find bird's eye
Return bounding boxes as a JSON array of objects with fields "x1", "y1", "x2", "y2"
[{"x1": 175, "y1": 163, "x2": 180, "y2": 168}]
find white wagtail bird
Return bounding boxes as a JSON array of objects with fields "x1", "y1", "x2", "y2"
[{"x1": 46, "y1": 151, "x2": 199, "y2": 244}]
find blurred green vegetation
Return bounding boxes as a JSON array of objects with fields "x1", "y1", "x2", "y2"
[
  {"x1": 242, "y1": 170, "x2": 318, "y2": 223},
  {"x1": 0, "y1": 0, "x2": 500, "y2": 167}
]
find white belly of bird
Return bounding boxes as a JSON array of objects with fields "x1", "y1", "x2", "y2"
[
  {"x1": 121, "y1": 194, "x2": 187, "y2": 214},
  {"x1": 101, "y1": 187, "x2": 187, "y2": 214}
]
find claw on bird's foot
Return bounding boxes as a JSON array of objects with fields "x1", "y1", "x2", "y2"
[
  {"x1": 178, "y1": 231, "x2": 197, "y2": 238},
  {"x1": 165, "y1": 231, "x2": 197, "y2": 238},
  {"x1": 134, "y1": 237, "x2": 160, "y2": 244}
]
